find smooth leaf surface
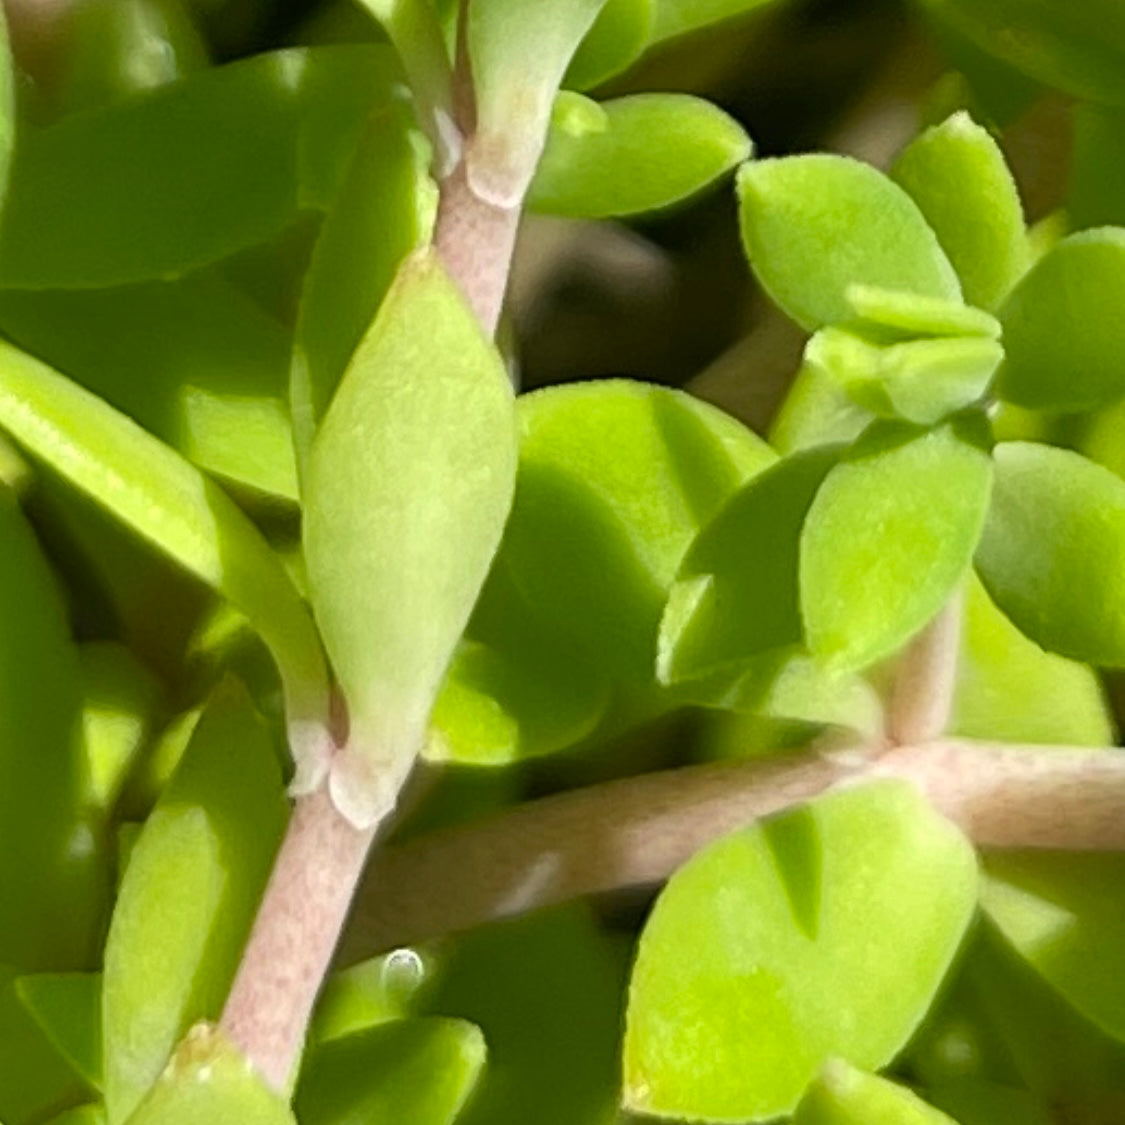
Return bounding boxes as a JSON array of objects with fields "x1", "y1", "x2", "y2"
[
  {"x1": 1071, "y1": 104, "x2": 1125, "y2": 231},
  {"x1": 624, "y1": 781, "x2": 978, "y2": 1121},
  {"x1": 44, "y1": 1107, "x2": 108, "y2": 1125},
  {"x1": 496, "y1": 380, "x2": 775, "y2": 690},
  {"x1": 0, "y1": 338, "x2": 329, "y2": 741},
  {"x1": 528, "y1": 91, "x2": 750, "y2": 218},
  {"x1": 770, "y1": 363, "x2": 874, "y2": 456},
  {"x1": 976, "y1": 442, "x2": 1125, "y2": 666},
  {"x1": 950, "y1": 574, "x2": 1113, "y2": 746},
  {"x1": 304, "y1": 252, "x2": 516, "y2": 829},
  {"x1": 890, "y1": 112, "x2": 1028, "y2": 311},
  {"x1": 102, "y1": 685, "x2": 287, "y2": 1125},
  {"x1": 565, "y1": 0, "x2": 654, "y2": 89},
  {"x1": 801, "y1": 416, "x2": 992, "y2": 670},
  {"x1": 0, "y1": 2, "x2": 13, "y2": 213},
  {"x1": 123, "y1": 1025, "x2": 296, "y2": 1125},
  {"x1": 16, "y1": 973, "x2": 102, "y2": 1092},
  {"x1": 466, "y1": 0, "x2": 608, "y2": 205},
  {"x1": 295, "y1": 1018, "x2": 485, "y2": 1125},
  {"x1": 996, "y1": 228, "x2": 1125, "y2": 411},
  {"x1": 650, "y1": 0, "x2": 779, "y2": 44},
  {"x1": 925, "y1": 1081, "x2": 1051, "y2": 1125},
  {"x1": 843, "y1": 286, "x2": 1000, "y2": 341},
  {"x1": 738, "y1": 156, "x2": 961, "y2": 331},
  {"x1": 658, "y1": 446, "x2": 840, "y2": 684},
  {"x1": 0, "y1": 45, "x2": 396, "y2": 288},
  {"x1": 794, "y1": 1061, "x2": 959, "y2": 1124}
]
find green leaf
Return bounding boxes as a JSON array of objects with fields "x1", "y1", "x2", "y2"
[
  {"x1": 794, "y1": 1060, "x2": 959, "y2": 1124},
  {"x1": 0, "y1": 272, "x2": 300, "y2": 501},
  {"x1": 16, "y1": 973, "x2": 102, "y2": 1092},
  {"x1": 623, "y1": 781, "x2": 978, "y2": 1121},
  {"x1": 565, "y1": 0, "x2": 654, "y2": 89},
  {"x1": 890, "y1": 112, "x2": 1029, "y2": 311},
  {"x1": 0, "y1": 488, "x2": 101, "y2": 971},
  {"x1": 925, "y1": 1081, "x2": 1052, "y2": 1125},
  {"x1": 737, "y1": 156, "x2": 961, "y2": 331},
  {"x1": 770, "y1": 363, "x2": 874, "y2": 456},
  {"x1": 843, "y1": 286, "x2": 1001, "y2": 341},
  {"x1": 996, "y1": 228, "x2": 1125, "y2": 411},
  {"x1": 916, "y1": 0, "x2": 1125, "y2": 106},
  {"x1": 0, "y1": 45, "x2": 396, "y2": 288},
  {"x1": 303, "y1": 252, "x2": 517, "y2": 828},
  {"x1": 495, "y1": 380, "x2": 775, "y2": 692},
  {"x1": 805, "y1": 327, "x2": 1001, "y2": 426},
  {"x1": 102, "y1": 684, "x2": 288, "y2": 1125},
  {"x1": 0, "y1": 2, "x2": 13, "y2": 213},
  {"x1": 982, "y1": 851, "x2": 1125, "y2": 1046},
  {"x1": 650, "y1": 0, "x2": 779, "y2": 45},
  {"x1": 466, "y1": 0, "x2": 609, "y2": 206},
  {"x1": 975, "y1": 442, "x2": 1125, "y2": 666},
  {"x1": 801, "y1": 416, "x2": 993, "y2": 671},
  {"x1": 123, "y1": 1025, "x2": 296, "y2": 1125},
  {"x1": 0, "y1": 338, "x2": 330, "y2": 760},
  {"x1": 950, "y1": 574, "x2": 1114, "y2": 745},
  {"x1": 528, "y1": 91, "x2": 750, "y2": 218},
  {"x1": 291, "y1": 105, "x2": 436, "y2": 467},
  {"x1": 658, "y1": 446, "x2": 840, "y2": 684},
  {"x1": 44, "y1": 1106, "x2": 108, "y2": 1125},
  {"x1": 1071, "y1": 105, "x2": 1125, "y2": 230},
  {"x1": 295, "y1": 1018, "x2": 485, "y2": 1125}
]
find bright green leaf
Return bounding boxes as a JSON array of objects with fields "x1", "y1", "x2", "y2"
[
  {"x1": 890, "y1": 112, "x2": 1028, "y2": 311},
  {"x1": 466, "y1": 0, "x2": 608, "y2": 206},
  {"x1": 794, "y1": 1060, "x2": 959, "y2": 1124},
  {"x1": 0, "y1": 45, "x2": 397, "y2": 288},
  {"x1": 801, "y1": 416, "x2": 992, "y2": 670},
  {"x1": 566, "y1": 0, "x2": 654, "y2": 90},
  {"x1": 976, "y1": 442, "x2": 1125, "y2": 666},
  {"x1": 770, "y1": 363, "x2": 874, "y2": 456},
  {"x1": 737, "y1": 156, "x2": 961, "y2": 331},
  {"x1": 102, "y1": 684, "x2": 287, "y2": 1125},
  {"x1": 304, "y1": 252, "x2": 517, "y2": 829},
  {"x1": 123, "y1": 1025, "x2": 296, "y2": 1125},
  {"x1": 658, "y1": 445, "x2": 840, "y2": 683},
  {"x1": 44, "y1": 1106, "x2": 108, "y2": 1125},
  {"x1": 950, "y1": 574, "x2": 1114, "y2": 745},
  {"x1": 843, "y1": 286, "x2": 1001, "y2": 341},
  {"x1": 16, "y1": 973, "x2": 102, "y2": 1092},
  {"x1": 996, "y1": 228, "x2": 1125, "y2": 411},
  {"x1": 528, "y1": 91, "x2": 751, "y2": 218},
  {"x1": 0, "y1": 338, "x2": 330, "y2": 759},
  {"x1": 624, "y1": 781, "x2": 978, "y2": 1121},
  {"x1": 295, "y1": 1018, "x2": 485, "y2": 1125}
]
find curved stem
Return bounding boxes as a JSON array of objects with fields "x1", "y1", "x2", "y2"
[{"x1": 340, "y1": 738, "x2": 1125, "y2": 964}]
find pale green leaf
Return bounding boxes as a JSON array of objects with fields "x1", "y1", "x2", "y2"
[
  {"x1": 303, "y1": 252, "x2": 517, "y2": 828},
  {"x1": 566, "y1": 0, "x2": 654, "y2": 89},
  {"x1": 623, "y1": 781, "x2": 978, "y2": 1121},
  {"x1": 528, "y1": 91, "x2": 750, "y2": 218},
  {"x1": 770, "y1": 363, "x2": 874, "y2": 456},
  {"x1": 794, "y1": 1060, "x2": 960, "y2": 1124},
  {"x1": 843, "y1": 287, "x2": 1001, "y2": 341},
  {"x1": 44, "y1": 1106, "x2": 108, "y2": 1125},
  {"x1": 738, "y1": 156, "x2": 961, "y2": 331}
]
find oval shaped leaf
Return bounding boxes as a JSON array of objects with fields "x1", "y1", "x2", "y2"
[
  {"x1": 737, "y1": 156, "x2": 961, "y2": 331},
  {"x1": 770, "y1": 363, "x2": 874, "y2": 456},
  {"x1": 975, "y1": 441, "x2": 1125, "y2": 666},
  {"x1": 0, "y1": 45, "x2": 396, "y2": 288},
  {"x1": 565, "y1": 0, "x2": 653, "y2": 90},
  {"x1": 623, "y1": 781, "x2": 978, "y2": 1121},
  {"x1": 795, "y1": 1061, "x2": 959, "y2": 1125},
  {"x1": 303, "y1": 252, "x2": 517, "y2": 829},
  {"x1": 528, "y1": 91, "x2": 751, "y2": 218},
  {"x1": 102, "y1": 685, "x2": 287, "y2": 1125},
  {"x1": 996, "y1": 228, "x2": 1125, "y2": 411},
  {"x1": 891, "y1": 111, "x2": 1029, "y2": 312},
  {"x1": 0, "y1": 338, "x2": 329, "y2": 748},
  {"x1": 801, "y1": 416, "x2": 993, "y2": 670}
]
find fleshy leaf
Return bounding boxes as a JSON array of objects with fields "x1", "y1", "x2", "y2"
[
  {"x1": 649, "y1": 0, "x2": 779, "y2": 45},
  {"x1": 466, "y1": 0, "x2": 608, "y2": 206},
  {"x1": 494, "y1": 380, "x2": 775, "y2": 692},
  {"x1": 951, "y1": 574, "x2": 1114, "y2": 746},
  {"x1": 623, "y1": 781, "x2": 978, "y2": 1121},
  {"x1": 794, "y1": 1060, "x2": 959, "y2": 1124},
  {"x1": 0, "y1": 45, "x2": 396, "y2": 288},
  {"x1": 770, "y1": 363, "x2": 874, "y2": 456},
  {"x1": 44, "y1": 1107, "x2": 108, "y2": 1125},
  {"x1": 843, "y1": 287, "x2": 1000, "y2": 342},
  {"x1": 996, "y1": 228, "x2": 1125, "y2": 411},
  {"x1": 16, "y1": 973, "x2": 102, "y2": 1092},
  {"x1": 528, "y1": 91, "x2": 751, "y2": 218},
  {"x1": 0, "y1": 338, "x2": 330, "y2": 758},
  {"x1": 801, "y1": 416, "x2": 992, "y2": 671},
  {"x1": 290, "y1": 105, "x2": 436, "y2": 469},
  {"x1": 737, "y1": 155, "x2": 961, "y2": 331},
  {"x1": 890, "y1": 112, "x2": 1028, "y2": 311},
  {"x1": 102, "y1": 685, "x2": 287, "y2": 1125},
  {"x1": 565, "y1": 0, "x2": 654, "y2": 89},
  {"x1": 303, "y1": 252, "x2": 517, "y2": 829},
  {"x1": 926, "y1": 1081, "x2": 1051, "y2": 1125},
  {"x1": 658, "y1": 445, "x2": 840, "y2": 684},
  {"x1": 123, "y1": 1025, "x2": 296, "y2": 1125},
  {"x1": 1071, "y1": 104, "x2": 1125, "y2": 230},
  {"x1": 0, "y1": 1, "x2": 13, "y2": 212},
  {"x1": 975, "y1": 442, "x2": 1125, "y2": 666},
  {"x1": 295, "y1": 1017, "x2": 485, "y2": 1125}
]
